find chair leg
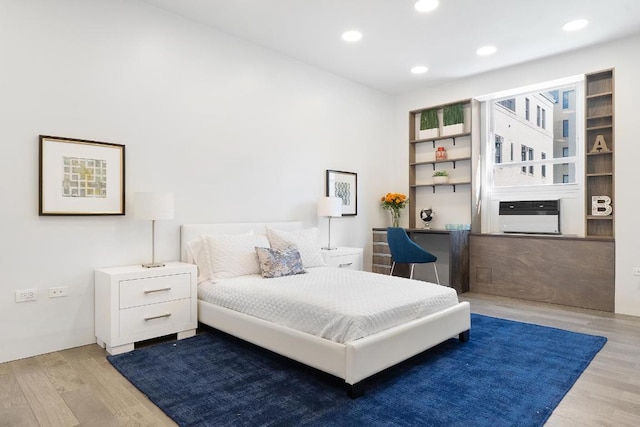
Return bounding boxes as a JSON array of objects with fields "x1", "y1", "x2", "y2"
[
  {"x1": 409, "y1": 264, "x2": 415, "y2": 279},
  {"x1": 390, "y1": 261, "x2": 396, "y2": 276},
  {"x1": 433, "y1": 263, "x2": 440, "y2": 285}
]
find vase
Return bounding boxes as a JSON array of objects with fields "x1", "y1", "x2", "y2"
[{"x1": 390, "y1": 209, "x2": 401, "y2": 227}]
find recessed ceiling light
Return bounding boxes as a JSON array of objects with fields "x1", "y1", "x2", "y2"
[
  {"x1": 414, "y1": 0, "x2": 439, "y2": 13},
  {"x1": 411, "y1": 65, "x2": 429, "y2": 74},
  {"x1": 562, "y1": 19, "x2": 589, "y2": 32},
  {"x1": 476, "y1": 45, "x2": 497, "y2": 56},
  {"x1": 341, "y1": 30, "x2": 362, "y2": 42}
]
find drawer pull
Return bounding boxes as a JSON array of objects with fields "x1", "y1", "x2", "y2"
[
  {"x1": 144, "y1": 313, "x2": 172, "y2": 321},
  {"x1": 338, "y1": 262, "x2": 353, "y2": 268},
  {"x1": 144, "y1": 287, "x2": 172, "y2": 294}
]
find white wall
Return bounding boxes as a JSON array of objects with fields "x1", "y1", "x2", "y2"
[
  {"x1": 395, "y1": 35, "x2": 640, "y2": 317},
  {"x1": 0, "y1": 0, "x2": 394, "y2": 363}
]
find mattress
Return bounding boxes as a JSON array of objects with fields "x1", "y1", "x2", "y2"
[{"x1": 198, "y1": 267, "x2": 459, "y2": 343}]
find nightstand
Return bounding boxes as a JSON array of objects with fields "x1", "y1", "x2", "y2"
[
  {"x1": 321, "y1": 247, "x2": 363, "y2": 271},
  {"x1": 94, "y1": 262, "x2": 197, "y2": 355}
]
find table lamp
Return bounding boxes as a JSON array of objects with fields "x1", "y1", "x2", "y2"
[
  {"x1": 134, "y1": 192, "x2": 174, "y2": 268},
  {"x1": 317, "y1": 196, "x2": 342, "y2": 250}
]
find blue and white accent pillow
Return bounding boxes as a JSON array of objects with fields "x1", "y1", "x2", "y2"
[{"x1": 255, "y1": 246, "x2": 306, "y2": 279}]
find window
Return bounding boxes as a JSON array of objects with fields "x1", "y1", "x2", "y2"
[
  {"x1": 498, "y1": 98, "x2": 516, "y2": 112},
  {"x1": 482, "y1": 75, "x2": 584, "y2": 235},
  {"x1": 562, "y1": 91, "x2": 570, "y2": 109},
  {"x1": 488, "y1": 79, "x2": 582, "y2": 188},
  {"x1": 495, "y1": 135, "x2": 503, "y2": 164}
]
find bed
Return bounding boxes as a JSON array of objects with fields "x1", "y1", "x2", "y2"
[{"x1": 180, "y1": 222, "x2": 471, "y2": 397}]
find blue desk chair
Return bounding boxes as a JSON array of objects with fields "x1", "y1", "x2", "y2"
[{"x1": 386, "y1": 227, "x2": 440, "y2": 284}]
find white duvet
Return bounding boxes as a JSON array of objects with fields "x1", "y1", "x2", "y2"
[{"x1": 198, "y1": 267, "x2": 459, "y2": 344}]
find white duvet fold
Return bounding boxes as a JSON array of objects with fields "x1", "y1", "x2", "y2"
[{"x1": 198, "y1": 267, "x2": 459, "y2": 344}]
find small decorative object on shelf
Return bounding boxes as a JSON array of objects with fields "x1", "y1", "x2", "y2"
[
  {"x1": 442, "y1": 103, "x2": 465, "y2": 135},
  {"x1": 419, "y1": 108, "x2": 439, "y2": 139},
  {"x1": 435, "y1": 146, "x2": 447, "y2": 161},
  {"x1": 433, "y1": 170, "x2": 449, "y2": 184},
  {"x1": 591, "y1": 195, "x2": 613, "y2": 216},
  {"x1": 420, "y1": 207, "x2": 434, "y2": 229},
  {"x1": 381, "y1": 192, "x2": 409, "y2": 227},
  {"x1": 590, "y1": 135, "x2": 610, "y2": 153}
]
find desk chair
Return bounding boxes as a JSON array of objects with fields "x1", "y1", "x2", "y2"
[{"x1": 386, "y1": 227, "x2": 440, "y2": 284}]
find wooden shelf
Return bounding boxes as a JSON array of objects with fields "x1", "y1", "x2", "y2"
[
  {"x1": 410, "y1": 132, "x2": 471, "y2": 145},
  {"x1": 410, "y1": 156, "x2": 471, "y2": 169},
  {"x1": 586, "y1": 92, "x2": 613, "y2": 99},
  {"x1": 584, "y1": 69, "x2": 615, "y2": 238},
  {"x1": 408, "y1": 99, "x2": 478, "y2": 228}
]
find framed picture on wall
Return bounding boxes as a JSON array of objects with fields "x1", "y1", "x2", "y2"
[
  {"x1": 39, "y1": 135, "x2": 125, "y2": 215},
  {"x1": 326, "y1": 169, "x2": 357, "y2": 216}
]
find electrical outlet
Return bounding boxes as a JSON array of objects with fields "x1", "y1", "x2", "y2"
[
  {"x1": 49, "y1": 286, "x2": 68, "y2": 298},
  {"x1": 15, "y1": 289, "x2": 37, "y2": 302},
  {"x1": 634, "y1": 268, "x2": 640, "y2": 276}
]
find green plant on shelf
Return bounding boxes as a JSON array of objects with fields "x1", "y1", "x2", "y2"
[
  {"x1": 420, "y1": 108, "x2": 439, "y2": 130},
  {"x1": 433, "y1": 170, "x2": 449, "y2": 177},
  {"x1": 443, "y1": 103, "x2": 464, "y2": 126}
]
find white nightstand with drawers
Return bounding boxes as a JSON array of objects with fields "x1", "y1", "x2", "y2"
[
  {"x1": 94, "y1": 262, "x2": 197, "y2": 355},
  {"x1": 321, "y1": 247, "x2": 363, "y2": 271}
]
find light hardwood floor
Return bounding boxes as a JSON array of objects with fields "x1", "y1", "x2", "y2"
[{"x1": 1, "y1": 293, "x2": 640, "y2": 426}]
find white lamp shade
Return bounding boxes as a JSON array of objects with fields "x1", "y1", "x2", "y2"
[
  {"x1": 317, "y1": 196, "x2": 343, "y2": 217},
  {"x1": 134, "y1": 192, "x2": 175, "y2": 220}
]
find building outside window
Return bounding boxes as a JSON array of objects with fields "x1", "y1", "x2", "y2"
[
  {"x1": 482, "y1": 75, "x2": 584, "y2": 235},
  {"x1": 498, "y1": 98, "x2": 516, "y2": 112}
]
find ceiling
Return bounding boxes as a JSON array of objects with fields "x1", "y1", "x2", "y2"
[{"x1": 141, "y1": 0, "x2": 640, "y2": 95}]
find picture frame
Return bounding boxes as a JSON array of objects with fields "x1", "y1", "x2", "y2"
[
  {"x1": 39, "y1": 135, "x2": 125, "y2": 215},
  {"x1": 326, "y1": 169, "x2": 357, "y2": 216}
]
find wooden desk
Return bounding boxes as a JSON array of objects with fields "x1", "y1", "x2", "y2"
[{"x1": 372, "y1": 228, "x2": 469, "y2": 294}]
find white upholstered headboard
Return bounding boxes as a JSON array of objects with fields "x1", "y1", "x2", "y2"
[{"x1": 180, "y1": 222, "x2": 304, "y2": 263}]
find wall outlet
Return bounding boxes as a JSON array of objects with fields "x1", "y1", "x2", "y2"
[
  {"x1": 49, "y1": 286, "x2": 68, "y2": 298},
  {"x1": 634, "y1": 268, "x2": 640, "y2": 276},
  {"x1": 16, "y1": 289, "x2": 37, "y2": 302}
]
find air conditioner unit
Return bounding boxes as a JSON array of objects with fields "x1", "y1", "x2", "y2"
[{"x1": 498, "y1": 200, "x2": 560, "y2": 234}]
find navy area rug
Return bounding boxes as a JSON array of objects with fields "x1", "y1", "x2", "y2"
[{"x1": 108, "y1": 314, "x2": 606, "y2": 427}]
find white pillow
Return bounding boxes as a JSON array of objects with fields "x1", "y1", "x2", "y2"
[
  {"x1": 205, "y1": 233, "x2": 270, "y2": 280},
  {"x1": 186, "y1": 236, "x2": 211, "y2": 284},
  {"x1": 266, "y1": 227, "x2": 325, "y2": 268},
  {"x1": 186, "y1": 232, "x2": 265, "y2": 283}
]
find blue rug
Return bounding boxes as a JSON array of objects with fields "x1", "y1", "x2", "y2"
[{"x1": 108, "y1": 314, "x2": 606, "y2": 426}]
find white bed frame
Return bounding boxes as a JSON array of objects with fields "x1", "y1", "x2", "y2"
[{"x1": 180, "y1": 222, "x2": 471, "y2": 397}]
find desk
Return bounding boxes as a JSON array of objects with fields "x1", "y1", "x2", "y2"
[{"x1": 372, "y1": 228, "x2": 469, "y2": 293}]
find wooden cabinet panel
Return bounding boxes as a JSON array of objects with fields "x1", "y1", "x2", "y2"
[{"x1": 470, "y1": 234, "x2": 614, "y2": 311}]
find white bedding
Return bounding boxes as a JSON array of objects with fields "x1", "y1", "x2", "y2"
[{"x1": 198, "y1": 267, "x2": 459, "y2": 344}]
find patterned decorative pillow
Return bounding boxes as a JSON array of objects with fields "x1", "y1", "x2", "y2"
[
  {"x1": 265, "y1": 227, "x2": 325, "y2": 268},
  {"x1": 255, "y1": 246, "x2": 306, "y2": 278}
]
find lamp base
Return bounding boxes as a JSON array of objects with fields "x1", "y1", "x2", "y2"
[{"x1": 142, "y1": 262, "x2": 166, "y2": 268}]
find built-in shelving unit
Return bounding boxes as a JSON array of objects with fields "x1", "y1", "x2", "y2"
[
  {"x1": 408, "y1": 99, "x2": 480, "y2": 228},
  {"x1": 584, "y1": 69, "x2": 615, "y2": 238}
]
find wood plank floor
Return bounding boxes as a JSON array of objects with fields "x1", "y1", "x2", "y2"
[{"x1": 1, "y1": 293, "x2": 639, "y2": 426}]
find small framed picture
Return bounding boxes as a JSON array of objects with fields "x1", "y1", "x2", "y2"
[
  {"x1": 326, "y1": 169, "x2": 357, "y2": 216},
  {"x1": 39, "y1": 135, "x2": 125, "y2": 215}
]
